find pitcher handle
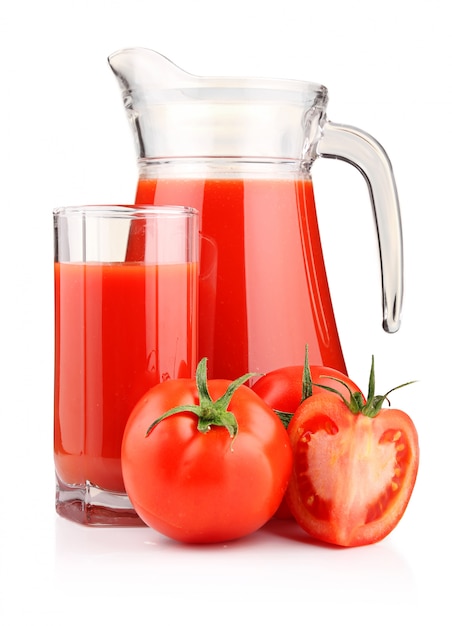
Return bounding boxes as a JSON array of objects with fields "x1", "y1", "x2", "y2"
[{"x1": 317, "y1": 121, "x2": 403, "y2": 333}]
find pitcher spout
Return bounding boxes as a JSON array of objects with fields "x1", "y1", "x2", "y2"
[
  {"x1": 108, "y1": 47, "x2": 328, "y2": 162},
  {"x1": 108, "y1": 47, "x2": 194, "y2": 91}
]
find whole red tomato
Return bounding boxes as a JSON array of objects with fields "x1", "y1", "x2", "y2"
[
  {"x1": 252, "y1": 357, "x2": 363, "y2": 518},
  {"x1": 286, "y1": 358, "x2": 419, "y2": 546},
  {"x1": 121, "y1": 358, "x2": 293, "y2": 543},
  {"x1": 252, "y1": 364, "x2": 363, "y2": 423}
]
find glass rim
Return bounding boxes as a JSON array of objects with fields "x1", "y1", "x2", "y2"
[{"x1": 53, "y1": 204, "x2": 198, "y2": 219}]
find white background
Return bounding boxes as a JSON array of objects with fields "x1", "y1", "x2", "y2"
[{"x1": 1, "y1": 0, "x2": 451, "y2": 623}]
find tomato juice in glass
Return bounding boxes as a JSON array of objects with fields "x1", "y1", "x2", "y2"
[
  {"x1": 135, "y1": 169, "x2": 345, "y2": 381},
  {"x1": 53, "y1": 206, "x2": 198, "y2": 525}
]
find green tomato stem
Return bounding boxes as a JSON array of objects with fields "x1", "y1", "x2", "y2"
[
  {"x1": 275, "y1": 345, "x2": 313, "y2": 429},
  {"x1": 145, "y1": 357, "x2": 257, "y2": 440}
]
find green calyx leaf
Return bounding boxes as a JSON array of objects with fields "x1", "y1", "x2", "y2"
[
  {"x1": 275, "y1": 346, "x2": 313, "y2": 429},
  {"x1": 302, "y1": 345, "x2": 313, "y2": 402},
  {"x1": 145, "y1": 357, "x2": 257, "y2": 440},
  {"x1": 360, "y1": 355, "x2": 416, "y2": 417},
  {"x1": 314, "y1": 355, "x2": 416, "y2": 418},
  {"x1": 312, "y1": 378, "x2": 365, "y2": 413},
  {"x1": 274, "y1": 410, "x2": 293, "y2": 429},
  {"x1": 275, "y1": 345, "x2": 340, "y2": 428}
]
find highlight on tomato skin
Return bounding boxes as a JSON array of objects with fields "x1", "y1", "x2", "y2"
[{"x1": 285, "y1": 392, "x2": 420, "y2": 548}]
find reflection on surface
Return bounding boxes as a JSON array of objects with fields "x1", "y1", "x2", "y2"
[{"x1": 54, "y1": 515, "x2": 417, "y2": 616}]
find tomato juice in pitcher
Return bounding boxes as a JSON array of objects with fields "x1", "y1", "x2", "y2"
[
  {"x1": 135, "y1": 169, "x2": 344, "y2": 380},
  {"x1": 110, "y1": 48, "x2": 404, "y2": 381}
]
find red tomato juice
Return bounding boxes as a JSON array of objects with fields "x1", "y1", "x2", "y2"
[
  {"x1": 54, "y1": 261, "x2": 198, "y2": 493},
  {"x1": 136, "y1": 176, "x2": 346, "y2": 380}
]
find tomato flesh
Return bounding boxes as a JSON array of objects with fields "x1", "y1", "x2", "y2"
[
  {"x1": 286, "y1": 394, "x2": 419, "y2": 547},
  {"x1": 252, "y1": 365, "x2": 363, "y2": 519}
]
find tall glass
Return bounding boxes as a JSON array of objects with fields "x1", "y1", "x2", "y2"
[{"x1": 53, "y1": 205, "x2": 199, "y2": 525}]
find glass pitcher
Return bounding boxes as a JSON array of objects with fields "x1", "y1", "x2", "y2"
[{"x1": 108, "y1": 48, "x2": 403, "y2": 380}]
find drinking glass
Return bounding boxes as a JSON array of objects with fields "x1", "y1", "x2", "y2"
[{"x1": 53, "y1": 205, "x2": 199, "y2": 525}]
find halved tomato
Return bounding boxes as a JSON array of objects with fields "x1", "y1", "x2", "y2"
[{"x1": 285, "y1": 367, "x2": 419, "y2": 546}]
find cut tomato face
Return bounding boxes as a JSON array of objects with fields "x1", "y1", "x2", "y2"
[
  {"x1": 252, "y1": 363, "x2": 363, "y2": 519},
  {"x1": 286, "y1": 394, "x2": 419, "y2": 547}
]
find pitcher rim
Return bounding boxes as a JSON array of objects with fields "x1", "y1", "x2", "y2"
[{"x1": 108, "y1": 47, "x2": 329, "y2": 100}]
